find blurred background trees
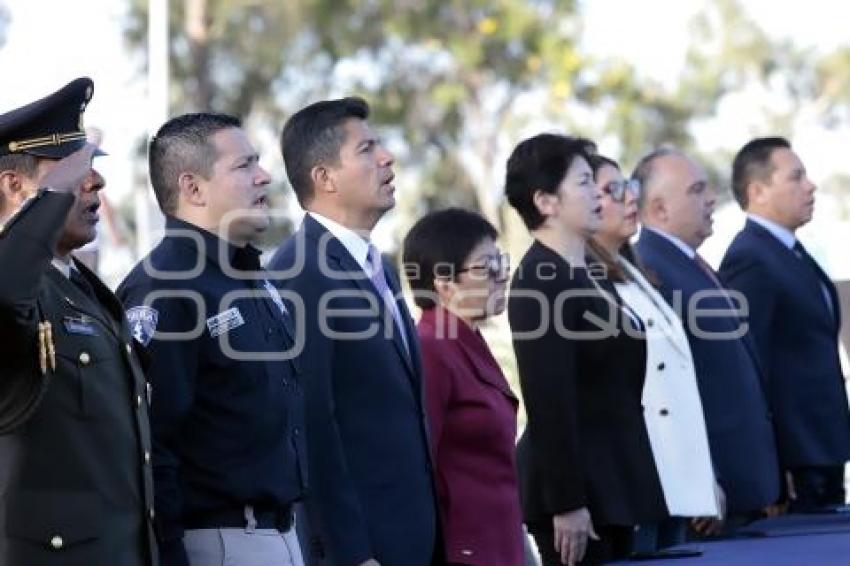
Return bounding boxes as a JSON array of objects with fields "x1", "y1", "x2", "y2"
[{"x1": 120, "y1": 0, "x2": 850, "y2": 246}]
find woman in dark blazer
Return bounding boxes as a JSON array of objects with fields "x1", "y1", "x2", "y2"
[
  {"x1": 504, "y1": 134, "x2": 668, "y2": 565},
  {"x1": 403, "y1": 208, "x2": 524, "y2": 566}
]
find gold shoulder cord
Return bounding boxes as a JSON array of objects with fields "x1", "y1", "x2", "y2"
[{"x1": 37, "y1": 321, "x2": 56, "y2": 374}]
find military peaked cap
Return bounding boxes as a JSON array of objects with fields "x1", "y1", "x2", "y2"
[{"x1": 0, "y1": 77, "x2": 103, "y2": 158}]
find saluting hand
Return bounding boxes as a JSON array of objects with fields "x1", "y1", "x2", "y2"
[
  {"x1": 39, "y1": 142, "x2": 99, "y2": 195},
  {"x1": 553, "y1": 507, "x2": 599, "y2": 566},
  {"x1": 359, "y1": 560, "x2": 380, "y2": 566}
]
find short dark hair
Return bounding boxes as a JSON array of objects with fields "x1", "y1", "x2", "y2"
[
  {"x1": 0, "y1": 153, "x2": 39, "y2": 178},
  {"x1": 280, "y1": 97, "x2": 370, "y2": 207},
  {"x1": 504, "y1": 133, "x2": 596, "y2": 230},
  {"x1": 731, "y1": 136, "x2": 791, "y2": 208},
  {"x1": 631, "y1": 146, "x2": 680, "y2": 210},
  {"x1": 402, "y1": 207, "x2": 498, "y2": 310},
  {"x1": 588, "y1": 154, "x2": 620, "y2": 175},
  {"x1": 148, "y1": 112, "x2": 242, "y2": 215}
]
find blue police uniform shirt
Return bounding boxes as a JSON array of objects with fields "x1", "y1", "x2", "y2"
[{"x1": 117, "y1": 215, "x2": 306, "y2": 545}]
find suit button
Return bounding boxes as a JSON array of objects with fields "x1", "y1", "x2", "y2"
[
  {"x1": 657, "y1": 362, "x2": 666, "y2": 371},
  {"x1": 149, "y1": 507, "x2": 155, "y2": 520},
  {"x1": 136, "y1": 394, "x2": 143, "y2": 409},
  {"x1": 293, "y1": 427, "x2": 300, "y2": 437},
  {"x1": 50, "y1": 535, "x2": 63, "y2": 550},
  {"x1": 659, "y1": 408, "x2": 669, "y2": 416},
  {"x1": 78, "y1": 351, "x2": 91, "y2": 365},
  {"x1": 461, "y1": 549, "x2": 474, "y2": 557},
  {"x1": 646, "y1": 318, "x2": 654, "y2": 327}
]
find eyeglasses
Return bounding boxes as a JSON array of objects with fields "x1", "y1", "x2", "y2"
[
  {"x1": 457, "y1": 252, "x2": 510, "y2": 281},
  {"x1": 602, "y1": 178, "x2": 641, "y2": 202}
]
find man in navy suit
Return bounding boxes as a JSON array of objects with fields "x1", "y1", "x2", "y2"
[
  {"x1": 268, "y1": 98, "x2": 438, "y2": 566},
  {"x1": 720, "y1": 137, "x2": 850, "y2": 511},
  {"x1": 633, "y1": 148, "x2": 780, "y2": 524}
]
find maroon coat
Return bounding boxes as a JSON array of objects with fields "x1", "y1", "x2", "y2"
[{"x1": 418, "y1": 307, "x2": 523, "y2": 566}]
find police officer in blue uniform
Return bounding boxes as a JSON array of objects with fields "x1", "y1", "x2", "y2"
[
  {"x1": 0, "y1": 79, "x2": 157, "y2": 565},
  {"x1": 117, "y1": 113, "x2": 306, "y2": 566}
]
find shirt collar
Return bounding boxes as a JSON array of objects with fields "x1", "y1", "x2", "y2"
[
  {"x1": 747, "y1": 213, "x2": 797, "y2": 249},
  {"x1": 51, "y1": 257, "x2": 73, "y2": 278},
  {"x1": 308, "y1": 212, "x2": 371, "y2": 271},
  {"x1": 165, "y1": 215, "x2": 262, "y2": 272},
  {"x1": 644, "y1": 226, "x2": 696, "y2": 259}
]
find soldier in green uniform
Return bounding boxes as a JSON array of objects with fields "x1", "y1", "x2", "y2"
[{"x1": 0, "y1": 78, "x2": 157, "y2": 565}]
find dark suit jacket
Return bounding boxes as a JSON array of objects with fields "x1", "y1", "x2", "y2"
[
  {"x1": 0, "y1": 190, "x2": 156, "y2": 565},
  {"x1": 635, "y1": 228, "x2": 780, "y2": 513},
  {"x1": 508, "y1": 241, "x2": 667, "y2": 529},
  {"x1": 418, "y1": 307, "x2": 523, "y2": 566},
  {"x1": 268, "y1": 214, "x2": 437, "y2": 566},
  {"x1": 720, "y1": 219, "x2": 850, "y2": 468}
]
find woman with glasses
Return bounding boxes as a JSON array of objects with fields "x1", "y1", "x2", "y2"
[
  {"x1": 587, "y1": 155, "x2": 721, "y2": 549},
  {"x1": 505, "y1": 135, "x2": 667, "y2": 565},
  {"x1": 403, "y1": 208, "x2": 524, "y2": 566}
]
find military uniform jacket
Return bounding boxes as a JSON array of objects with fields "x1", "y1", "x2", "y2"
[{"x1": 0, "y1": 190, "x2": 157, "y2": 565}]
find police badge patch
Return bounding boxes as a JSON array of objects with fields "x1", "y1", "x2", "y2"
[{"x1": 127, "y1": 306, "x2": 159, "y2": 347}]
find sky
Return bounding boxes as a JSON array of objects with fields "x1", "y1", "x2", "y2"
[{"x1": 2, "y1": 0, "x2": 850, "y2": 280}]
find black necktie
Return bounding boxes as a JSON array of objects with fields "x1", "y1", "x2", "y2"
[
  {"x1": 70, "y1": 268, "x2": 98, "y2": 301},
  {"x1": 793, "y1": 241, "x2": 835, "y2": 320}
]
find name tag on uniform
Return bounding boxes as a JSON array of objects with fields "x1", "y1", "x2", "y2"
[
  {"x1": 206, "y1": 307, "x2": 245, "y2": 338},
  {"x1": 63, "y1": 315, "x2": 98, "y2": 336}
]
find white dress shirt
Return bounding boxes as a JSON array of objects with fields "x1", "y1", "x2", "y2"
[
  {"x1": 643, "y1": 226, "x2": 696, "y2": 259},
  {"x1": 308, "y1": 212, "x2": 371, "y2": 270}
]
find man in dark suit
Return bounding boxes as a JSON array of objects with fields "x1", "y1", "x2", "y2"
[
  {"x1": 633, "y1": 148, "x2": 780, "y2": 525},
  {"x1": 268, "y1": 98, "x2": 438, "y2": 565},
  {"x1": 720, "y1": 137, "x2": 850, "y2": 510},
  {"x1": 0, "y1": 79, "x2": 156, "y2": 565}
]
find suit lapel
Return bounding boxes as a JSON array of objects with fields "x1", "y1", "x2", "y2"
[
  {"x1": 640, "y1": 228, "x2": 768, "y2": 378},
  {"x1": 745, "y1": 221, "x2": 839, "y2": 331},
  {"x1": 620, "y1": 258, "x2": 691, "y2": 359},
  {"x1": 383, "y1": 263, "x2": 421, "y2": 383},
  {"x1": 305, "y1": 216, "x2": 418, "y2": 380},
  {"x1": 457, "y1": 331, "x2": 517, "y2": 402}
]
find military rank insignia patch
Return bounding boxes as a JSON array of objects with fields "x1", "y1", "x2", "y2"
[{"x1": 127, "y1": 306, "x2": 159, "y2": 347}]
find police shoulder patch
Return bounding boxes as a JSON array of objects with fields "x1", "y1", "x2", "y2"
[{"x1": 126, "y1": 306, "x2": 159, "y2": 347}]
